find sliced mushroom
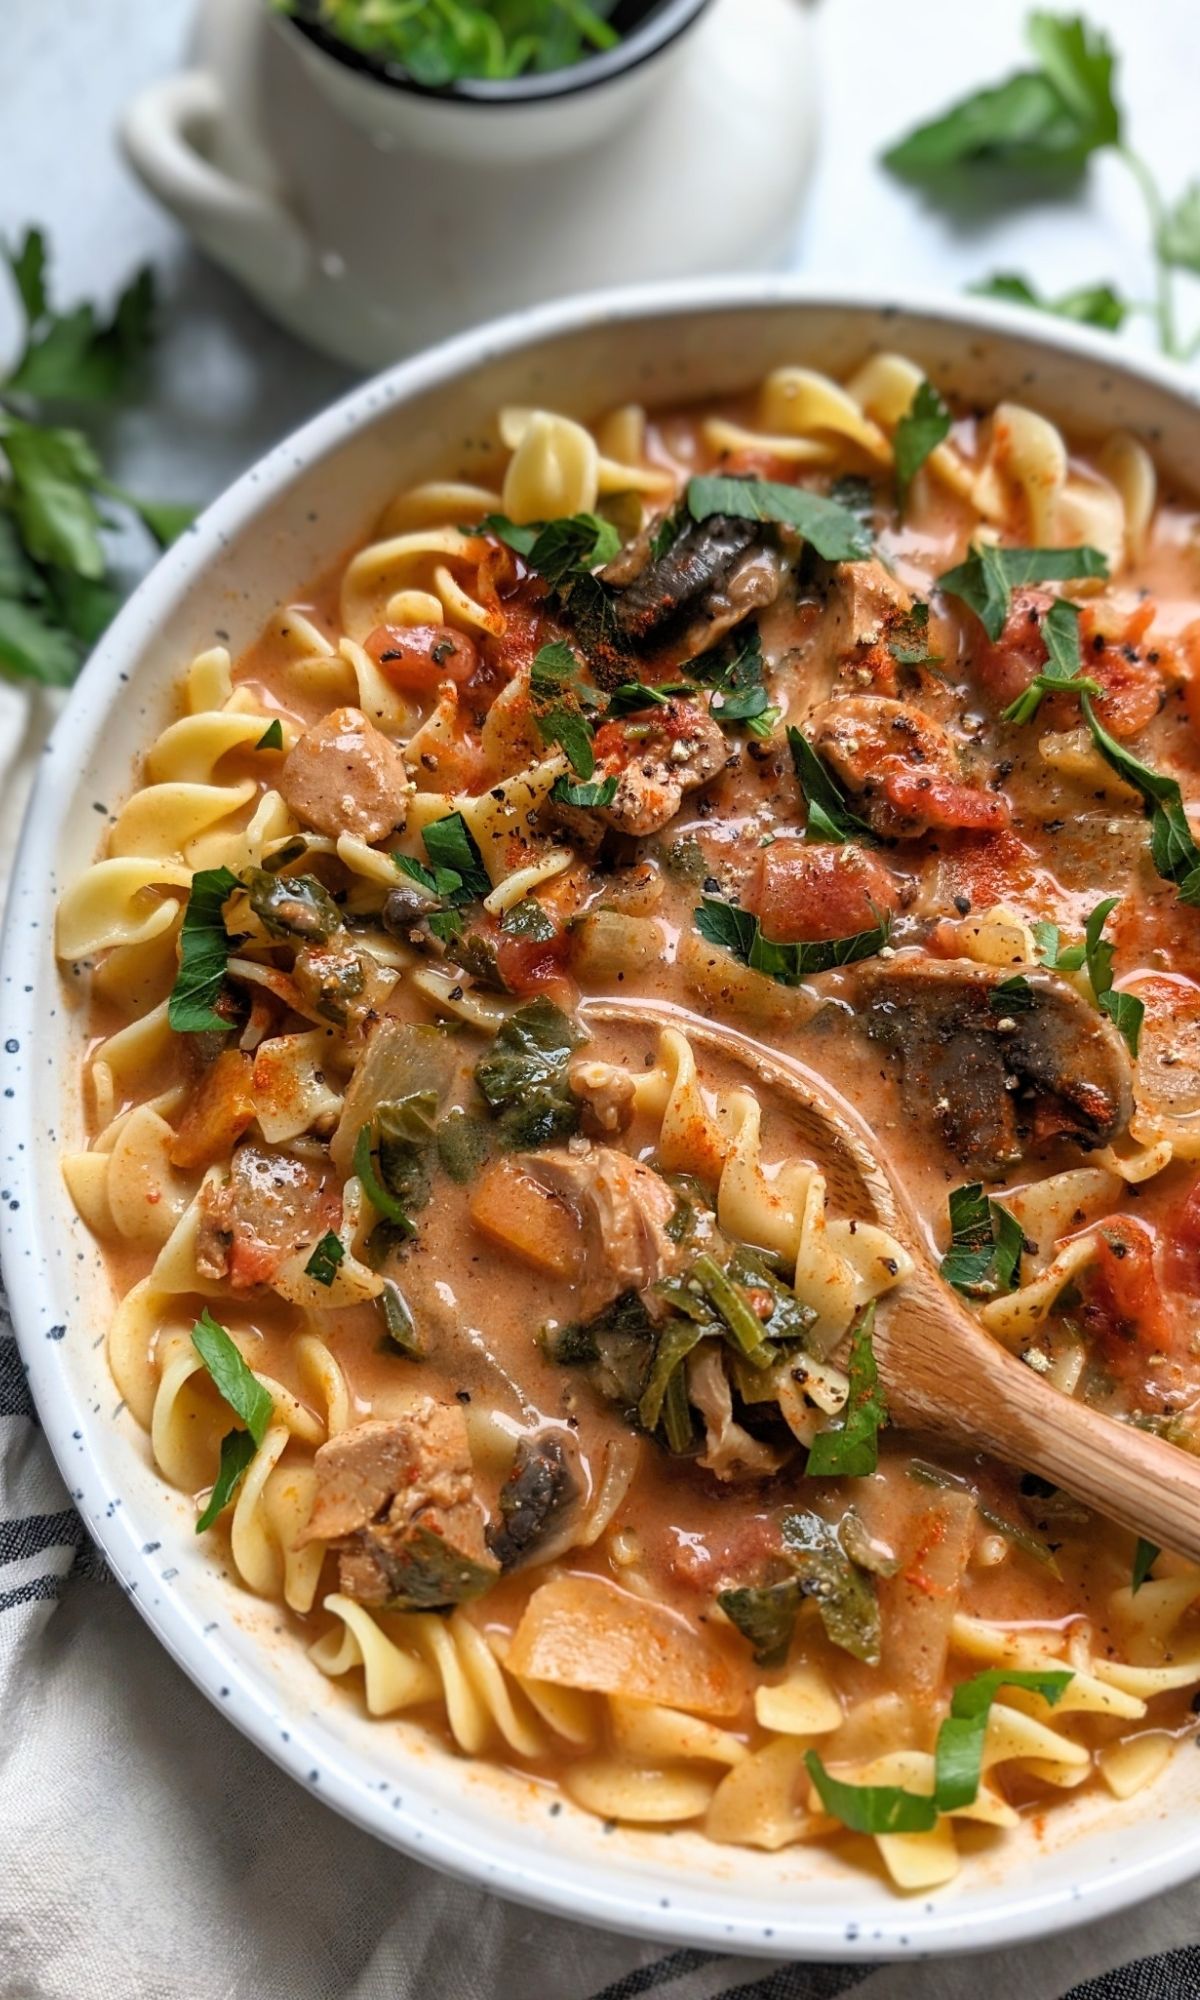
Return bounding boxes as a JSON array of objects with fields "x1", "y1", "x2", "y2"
[
  {"x1": 851, "y1": 956, "x2": 1132, "y2": 1177},
  {"x1": 569, "y1": 514, "x2": 780, "y2": 682}
]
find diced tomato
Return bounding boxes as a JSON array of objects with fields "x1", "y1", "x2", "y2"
[
  {"x1": 364, "y1": 623, "x2": 479, "y2": 693},
  {"x1": 1164, "y1": 1179, "x2": 1200, "y2": 1296},
  {"x1": 940, "y1": 827, "x2": 1044, "y2": 912},
  {"x1": 1074, "y1": 1215, "x2": 1179, "y2": 1390},
  {"x1": 973, "y1": 588, "x2": 1053, "y2": 709},
  {"x1": 749, "y1": 838, "x2": 900, "y2": 943},
  {"x1": 496, "y1": 927, "x2": 576, "y2": 1006},
  {"x1": 715, "y1": 447, "x2": 801, "y2": 484},
  {"x1": 883, "y1": 765, "x2": 1011, "y2": 833}
]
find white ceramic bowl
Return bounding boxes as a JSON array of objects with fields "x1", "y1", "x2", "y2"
[{"x1": 4, "y1": 281, "x2": 1200, "y2": 1961}]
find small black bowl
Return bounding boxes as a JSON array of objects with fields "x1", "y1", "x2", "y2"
[{"x1": 281, "y1": 0, "x2": 713, "y2": 106}]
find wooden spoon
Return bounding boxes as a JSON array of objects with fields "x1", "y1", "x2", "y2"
[{"x1": 584, "y1": 995, "x2": 1200, "y2": 1563}]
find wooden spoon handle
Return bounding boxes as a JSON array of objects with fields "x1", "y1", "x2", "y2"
[{"x1": 882, "y1": 1267, "x2": 1200, "y2": 1564}]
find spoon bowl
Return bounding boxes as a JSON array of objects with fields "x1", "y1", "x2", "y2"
[{"x1": 586, "y1": 995, "x2": 1200, "y2": 1563}]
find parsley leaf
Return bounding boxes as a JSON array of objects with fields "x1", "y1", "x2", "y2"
[
  {"x1": 168, "y1": 866, "x2": 242, "y2": 1033},
  {"x1": 971, "y1": 271, "x2": 1129, "y2": 330},
  {"x1": 1001, "y1": 597, "x2": 1101, "y2": 723},
  {"x1": 939, "y1": 1184, "x2": 1025, "y2": 1298},
  {"x1": 805, "y1": 1752, "x2": 936, "y2": 1835},
  {"x1": 691, "y1": 624, "x2": 778, "y2": 739},
  {"x1": 484, "y1": 512, "x2": 620, "y2": 589},
  {"x1": 939, "y1": 542, "x2": 1108, "y2": 641},
  {"x1": 694, "y1": 895, "x2": 891, "y2": 986},
  {"x1": 887, "y1": 600, "x2": 943, "y2": 671},
  {"x1": 787, "y1": 726, "x2": 874, "y2": 845},
  {"x1": 894, "y1": 380, "x2": 952, "y2": 508},
  {"x1": 195, "y1": 1430, "x2": 258, "y2": 1535},
  {"x1": 304, "y1": 1232, "x2": 346, "y2": 1287},
  {"x1": 1034, "y1": 897, "x2": 1144, "y2": 1055},
  {"x1": 4, "y1": 229, "x2": 157, "y2": 402},
  {"x1": 255, "y1": 719, "x2": 284, "y2": 750},
  {"x1": 806, "y1": 1303, "x2": 887, "y2": 1477},
  {"x1": 686, "y1": 475, "x2": 873, "y2": 562},
  {"x1": 1080, "y1": 694, "x2": 1200, "y2": 905},
  {"x1": 394, "y1": 812, "x2": 489, "y2": 938},
  {"x1": 883, "y1": 12, "x2": 1119, "y2": 182},
  {"x1": 277, "y1": 0, "x2": 618, "y2": 85},
  {"x1": 530, "y1": 638, "x2": 598, "y2": 776}
]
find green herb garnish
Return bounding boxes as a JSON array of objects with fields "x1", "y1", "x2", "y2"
[
  {"x1": 1001, "y1": 598, "x2": 1102, "y2": 723},
  {"x1": 0, "y1": 228, "x2": 190, "y2": 686},
  {"x1": 304, "y1": 1231, "x2": 345, "y2": 1287},
  {"x1": 894, "y1": 380, "x2": 952, "y2": 508},
  {"x1": 190, "y1": 1308, "x2": 274, "y2": 1532},
  {"x1": 1080, "y1": 694, "x2": 1200, "y2": 906},
  {"x1": 787, "y1": 725, "x2": 874, "y2": 845},
  {"x1": 781, "y1": 1509, "x2": 882, "y2": 1664},
  {"x1": 551, "y1": 773, "x2": 617, "y2": 808},
  {"x1": 167, "y1": 866, "x2": 242, "y2": 1033},
  {"x1": 1035, "y1": 896, "x2": 1143, "y2": 1056},
  {"x1": 1131, "y1": 1536, "x2": 1159, "y2": 1592},
  {"x1": 279, "y1": 0, "x2": 620, "y2": 88},
  {"x1": 939, "y1": 543, "x2": 1108, "y2": 641},
  {"x1": 805, "y1": 1303, "x2": 886, "y2": 1477},
  {"x1": 474, "y1": 996, "x2": 586, "y2": 1147},
  {"x1": 939, "y1": 1184, "x2": 1026, "y2": 1298},
  {"x1": 971, "y1": 272, "x2": 1128, "y2": 330},
  {"x1": 255, "y1": 718, "x2": 284, "y2": 750},
  {"x1": 694, "y1": 894, "x2": 890, "y2": 986},
  {"x1": 395, "y1": 810, "x2": 490, "y2": 939},
  {"x1": 686, "y1": 475, "x2": 873, "y2": 562}
]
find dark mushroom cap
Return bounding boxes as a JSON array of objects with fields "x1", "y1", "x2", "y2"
[{"x1": 850, "y1": 954, "x2": 1132, "y2": 1178}]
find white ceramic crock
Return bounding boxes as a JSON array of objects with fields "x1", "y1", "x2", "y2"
[
  {"x1": 4, "y1": 282, "x2": 1200, "y2": 1960},
  {"x1": 118, "y1": 0, "x2": 816, "y2": 367}
]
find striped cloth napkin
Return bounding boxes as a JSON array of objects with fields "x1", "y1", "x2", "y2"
[{"x1": 0, "y1": 695, "x2": 1198, "y2": 1999}]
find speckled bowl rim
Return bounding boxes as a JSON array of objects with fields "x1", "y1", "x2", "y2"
[{"x1": 4, "y1": 277, "x2": 1200, "y2": 1960}]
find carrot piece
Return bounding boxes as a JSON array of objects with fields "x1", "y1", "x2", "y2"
[
  {"x1": 168, "y1": 1049, "x2": 256, "y2": 1170},
  {"x1": 468, "y1": 1156, "x2": 584, "y2": 1277}
]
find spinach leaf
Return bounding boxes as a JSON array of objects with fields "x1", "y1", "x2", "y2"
[
  {"x1": 781, "y1": 1508, "x2": 882, "y2": 1664},
  {"x1": 718, "y1": 1578, "x2": 802, "y2": 1668},
  {"x1": 474, "y1": 997, "x2": 586, "y2": 1147},
  {"x1": 435, "y1": 1106, "x2": 493, "y2": 1184},
  {"x1": 894, "y1": 380, "x2": 952, "y2": 507},
  {"x1": 686, "y1": 475, "x2": 873, "y2": 562},
  {"x1": 542, "y1": 1288, "x2": 656, "y2": 1407},
  {"x1": 378, "y1": 1281, "x2": 423, "y2": 1359},
  {"x1": 691, "y1": 1252, "x2": 778, "y2": 1370},
  {"x1": 787, "y1": 725, "x2": 875, "y2": 844},
  {"x1": 500, "y1": 898, "x2": 557, "y2": 941},
  {"x1": 245, "y1": 868, "x2": 342, "y2": 941},
  {"x1": 939, "y1": 1184, "x2": 1025, "y2": 1298},
  {"x1": 168, "y1": 866, "x2": 242, "y2": 1033},
  {"x1": 805, "y1": 1303, "x2": 887, "y2": 1477},
  {"x1": 939, "y1": 542, "x2": 1108, "y2": 641},
  {"x1": 190, "y1": 1307, "x2": 274, "y2": 1533}
]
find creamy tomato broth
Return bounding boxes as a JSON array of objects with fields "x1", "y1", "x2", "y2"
[{"x1": 58, "y1": 363, "x2": 1200, "y2": 1891}]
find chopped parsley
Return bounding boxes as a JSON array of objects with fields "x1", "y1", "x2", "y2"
[
  {"x1": 530, "y1": 637, "x2": 600, "y2": 776},
  {"x1": 787, "y1": 725, "x2": 874, "y2": 845},
  {"x1": 551, "y1": 773, "x2": 617, "y2": 808},
  {"x1": 394, "y1": 810, "x2": 490, "y2": 940},
  {"x1": 304, "y1": 1232, "x2": 345, "y2": 1287},
  {"x1": 254, "y1": 718, "x2": 284, "y2": 750}
]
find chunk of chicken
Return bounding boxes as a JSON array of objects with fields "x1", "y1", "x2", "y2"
[
  {"x1": 554, "y1": 698, "x2": 728, "y2": 844},
  {"x1": 810, "y1": 694, "x2": 1011, "y2": 838},
  {"x1": 520, "y1": 1144, "x2": 680, "y2": 1297},
  {"x1": 814, "y1": 557, "x2": 915, "y2": 694},
  {"x1": 194, "y1": 1142, "x2": 342, "y2": 1289},
  {"x1": 279, "y1": 705, "x2": 411, "y2": 844},
  {"x1": 301, "y1": 1402, "x2": 497, "y2": 1609},
  {"x1": 853, "y1": 956, "x2": 1132, "y2": 1177}
]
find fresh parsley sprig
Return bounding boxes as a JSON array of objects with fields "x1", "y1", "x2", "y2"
[
  {"x1": 190, "y1": 1309, "x2": 275, "y2": 1532},
  {"x1": 883, "y1": 12, "x2": 1200, "y2": 359},
  {"x1": 686, "y1": 475, "x2": 873, "y2": 562},
  {"x1": 893, "y1": 380, "x2": 952, "y2": 509},
  {"x1": 0, "y1": 228, "x2": 191, "y2": 686},
  {"x1": 787, "y1": 726, "x2": 875, "y2": 846}
]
